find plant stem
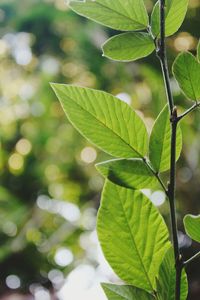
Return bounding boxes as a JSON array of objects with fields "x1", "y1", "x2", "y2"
[
  {"x1": 157, "y1": 1, "x2": 182, "y2": 299},
  {"x1": 177, "y1": 102, "x2": 200, "y2": 122},
  {"x1": 184, "y1": 251, "x2": 200, "y2": 266},
  {"x1": 168, "y1": 117, "x2": 179, "y2": 260},
  {"x1": 176, "y1": 263, "x2": 184, "y2": 299},
  {"x1": 157, "y1": 0, "x2": 174, "y2": 115}
]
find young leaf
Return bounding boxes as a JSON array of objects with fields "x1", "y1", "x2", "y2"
[
  {"x1": 51, "y1": 84, "x2": 148, "y2": 158},
  {"x1": 197, "y1": 40, "x2": 200, "y2": 63},
  {"x1": 101, "y1": 283, "x2": 154, "y2": 300},
  {"x1": 149, "y1": 105, "x2": 182, "y2": 173},
  {"x1": 69, "y1": 0, "x2": 148, "y2": 31},
  {"x1": 172, "y1": 52, "x2": 200, "y2": 101},
  {"x1": 96, "y1": 158, "x2": 158, "y2": 190},
  {"x1": 102, "y1": 32, "x2": 155, "y2": 62},
  {"x1": 157, "y1": 247, "x2": 188, "y2": 300},
  {"x1": 184, "y1": 214, "x2": 200, "y2": 243},
  {"x1": 97, "y1": 181, "x2": 170, "y2": 292},
  {"x1": 151, "y1": 0, "x2": 188, "y2": 37}
]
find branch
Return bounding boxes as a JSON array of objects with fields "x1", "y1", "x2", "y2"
[
  {"x1": 158, "y1": 1, "x2": 182, "y2": 299},
  {"x1": 184, "y1": 251, "x2": 200, "y2": 266},
  {"x1": 157, "y1": 0, "x2": 174, "y2": 115},
  {"x1": 158, "y1": 0, "x2": 179, "y2": 258},
  {"x1": 177, "y1": 102, "x2": 200, "y2": 122},
  {"x1": 168, "y1": 110, "x2": 179, "y2": 259}
]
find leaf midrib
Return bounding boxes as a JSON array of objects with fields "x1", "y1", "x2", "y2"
[
  {"x1": 104, "y1": 286, "x2": 131, "y2": 300},
  {"x1": 106, "y1": 39, "x2": 154, "y2": 52},
  {"x1": 57, "y1": 89, "x2": 144, "y2": 158},
  {"x1": 183, "y1": 53, "x2": 196, "y2": 100},
  {"x1": 71, "y1": 0, "x2": 147, "y2": 28},
  {"x1": 157, "y1": 113, "x2": 169, "y2": 171},
  {"x1": 167, "y1": 270, "x2": 175, "y2": 300},
  {"x1": 95, "y1": 0, "x2": 147, "y2": 27},
  {"x1": 118, "y1": 192, "x2": 154, "y2": 291}
]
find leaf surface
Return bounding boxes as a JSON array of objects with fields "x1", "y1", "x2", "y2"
[
  {"x1": 69, "y1": 0, "x2": 148, "y2": 31},
  {"x1": 173, "y1": 52, "x2": 200, "y2": 101},
  {"x1": 151, "y1": 0, "x2": 188, "y2": 37},
  {"x1": 197, "y1": 40, "x2": 200, "y2": 63},
  {"x1": 157, "y1": 247, "x2": 188, "y2": 300},
  {"x1": 96, "y1": 158, "x2": 157, "y2": 189},
  {"x1": 101, "y1": 283, "x2": 154, "y2": 300},
  {"x1": 51, "y1": 84, "x2": 148, "y2": 158},
  {"x1": 97, "y1": 181, "x2": 170, "y2": 292},
  {"x1": 149, "y1": 105, "x2": 182, "y2": 173},
  {"x1": 184, "y1": 214, "x2": 200, "y2": 242},
  {"x1": 102, "y1": 32, "x2": 154, "y2": 62}
]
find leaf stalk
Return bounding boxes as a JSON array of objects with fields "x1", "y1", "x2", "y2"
[
  {"x1": 184, "y1": 251, "x2": 200, "y2": 266},
  {"x1": 143, "y1": 158, "x2": 168, "y2": 195},
  {"x1": 177, "y1": 101, "x2": 200, "y2": 122}
]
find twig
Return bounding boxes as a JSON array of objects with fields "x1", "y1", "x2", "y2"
[
  {"x1": 157, "y1": 0, "x2": 174, "y2": 115},
  {"x1": 177, "y1": 102, "x2": 200, "y2": 122},
  {"x1": 157, "y1": 1, "x2": 182, "y2": 299},
  {"x1": 184, "y1": 251, "x2": 200, "y2": 266}
]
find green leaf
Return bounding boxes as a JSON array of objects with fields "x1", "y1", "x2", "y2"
[
  {"x1": 149, "y1": 105, "x2": 182, "y2": 173},
  {"x1": 157, "y1": 247, "x2": 188, "y2": 300},
  {"x1": 151, "y1": 0, "x2": 188, "y2": 37},
  {"x1": 96, "y1": 158, "x2": 158, "y2": 190},
  {"x1": 51, "y1": 84, "x2": 148, "y2": 158},
  {"x1": 184, "y1": 214, "x2": 200, "y2": 242},
  {"x1": 102, "y1": 32, "x2": 155, "y2": 62},
  {"x1": 97, "y1": 181, "x2": 170, "y2": 292},
  {"x1": 173, "y1": 52, "x2": 200, "y2": 101},
  {"x1": 101, "y1": 283, "x2": 154, "y2": 300},
  {"x1": 69, "y1": 0, "x2": 148, "y2": 31},
  {"x1": 197, "y1": 40, "x2": 200, "y2": 63}
]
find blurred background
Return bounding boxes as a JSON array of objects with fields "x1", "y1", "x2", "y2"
[{"x1": 0, "y1": 0, "x2": 200, "y2": 299}]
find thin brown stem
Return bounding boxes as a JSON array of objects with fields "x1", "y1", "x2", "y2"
[
  {"x1": 168, "y1": 115, "x2": 179, "y2": 260},
  {"x1": 177, "y1": 102, "x2": 200, "y2": 122},
  {"x1": 157, "y1": 1, "x2": 182, "y2": 299},
  {"x1": 157, "y1": 0, "x2": 174, "y2": 115}
]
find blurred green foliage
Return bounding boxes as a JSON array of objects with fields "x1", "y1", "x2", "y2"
[{"x1": 0, "y1": 0, "x2": 200, "y2": 298}]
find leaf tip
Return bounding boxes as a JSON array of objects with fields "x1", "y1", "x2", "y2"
[
  {"x1": 49, "y1": 82, "x2": 57, "y2": 90},
  {"x1": 50, "y1": 82, "x2": 64, "y2": 92}
]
